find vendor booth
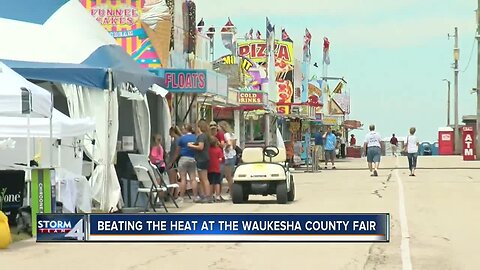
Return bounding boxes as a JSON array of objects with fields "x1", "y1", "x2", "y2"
[
  {"x1": 0, "y1": 0, "x2": 165, "y2": 212},
  {"x1": 0, "y1": 62, "x2": 95, "y2": 224}
]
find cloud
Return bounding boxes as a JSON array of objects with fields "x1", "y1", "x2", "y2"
[{"x1": 194, "y1": 0, "x2": 416, "y2": 20}]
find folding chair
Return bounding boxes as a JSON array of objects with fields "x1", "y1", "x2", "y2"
[
  {"x1": 149, "y1": 161, "x2": 180, "y2": 208},
  {"x1": 132, "y1": 165, "x2": 168, "y2": 212}
]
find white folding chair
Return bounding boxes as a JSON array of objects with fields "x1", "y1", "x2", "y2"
[
  {"x1": 132, "y1": 165, "x2": 168, "y2": 212},
  {"x1": 149, "y1": 161, "x2": 180, "y2": 208}
]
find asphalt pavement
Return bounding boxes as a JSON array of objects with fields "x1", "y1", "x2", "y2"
[{"x1": 1, "y1": 156, "x2": 479, "y2": 270}]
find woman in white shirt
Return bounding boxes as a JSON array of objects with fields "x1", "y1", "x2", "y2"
[
  {"x1": 404, "y1": 127, "x2": 420, "y2": 176},
  {"x1": 219, "y1": 121, "x2": 237, "y2": 199}
]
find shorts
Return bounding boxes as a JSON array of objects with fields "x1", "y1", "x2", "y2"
[
  {"x1": 196, "y1": 160, "x2": 209, "y2": 171},
  {"x1": 178, "y1": 156, "x2": 197, "y2": 175},
  {"x1": 324, "y1": 150, "x2": 335, "y2": 161},
  {"x1": 367, "y1": 147, "x2": 381, "y2": 163},
  {"x1": 224, "y1": 157, "x2": 236, "y2": 167},
  {"x1": 208, "y1": 172, "x2": 222, "y2": 185}
]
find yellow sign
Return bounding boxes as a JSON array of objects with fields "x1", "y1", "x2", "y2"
[
  {"x1": 323, "y1": 117, "x2": 339, "y2": 125},
  {"x1": 276, "y1": 105, "x2": 290, "y2": 115}
]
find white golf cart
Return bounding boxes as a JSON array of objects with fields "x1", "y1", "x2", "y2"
[{"x1": 232, "y1": 145, "x2": 295, "y2": 204}]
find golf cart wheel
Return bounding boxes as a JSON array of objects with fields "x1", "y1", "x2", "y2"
[
  {"x1": 232, "y1": 183, "x2": 244, "y2": 204},
  {"x1": 243, "y1": 192, "x2": 249, "y2": 202},
  {"x1": 287, "y1": 176, "x2": 295, "y2": 202},
  {"x1": 276, "y1": 182, "x2": 288, "y2": 204}
]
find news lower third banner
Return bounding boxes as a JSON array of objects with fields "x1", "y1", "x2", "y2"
[{"x1": 36, "y1": 213, "x2": 390, "y2": 242}]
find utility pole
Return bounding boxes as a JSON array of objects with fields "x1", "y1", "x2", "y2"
[
  {"x1": 443, "y1": 79, "x2": 451, "y2": 126},
  {"x1": 476, "y1": 2, "x2": 480, "y2": 159},
  {"x1": 449, "y1": 27, "x2": 460, "y2": 154}
]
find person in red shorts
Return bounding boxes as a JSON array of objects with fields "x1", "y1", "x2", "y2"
[{"x1": 208, "y1": 136, "x2": 225, "y2": 202}]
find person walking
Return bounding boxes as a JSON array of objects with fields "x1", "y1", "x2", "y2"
[
  {"x1": 323, "y1": 127, "x2": 337, "y2": 169},
  {"x1": 350, "y1": 134, "x2": 356, "y2": 146},
  {"x1": 364, "y1": 124, "x2": 382, "y2": 176},
  {"x1": 404, "y1": 127, "x2": 420, "y2": 176},
  {"x1": 313, "y1": 127, "x2": 324, "y2": 166},
  {"x1": 390, "y1": 134, "x2": 398, "y2": 157},
  {"x1": 188, "y1": 120, "x2": 212, "y2": 203}
]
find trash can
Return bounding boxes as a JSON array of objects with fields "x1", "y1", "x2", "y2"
[
  {"x1": 431, "y1": 142, "x2": 439, "y2": 155},
  {"x1": 120, "y1": 178, "x2": 147, "y2": 208},
  {"x1": 420, "y1": 142, "x2": 432, "y2": 156}
]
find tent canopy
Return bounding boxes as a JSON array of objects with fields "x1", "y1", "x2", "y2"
[
  {"x1": 0, "y1": 61, "x2": 52, "y2": 117},
  {"x1": 0, "y1": 108, "x2": 95, "y2": 138},
  {"x1": 0, "y1": 0, "x2": 164, "y2": 92}
]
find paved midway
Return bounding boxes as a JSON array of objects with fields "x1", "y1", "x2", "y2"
[{"x1": 1, "y1": 156, "x2": 480, "y2": 269}]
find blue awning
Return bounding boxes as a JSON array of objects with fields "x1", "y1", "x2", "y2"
[{"x1": 1, "y1": 45, "x2": 164, "y2": 93}]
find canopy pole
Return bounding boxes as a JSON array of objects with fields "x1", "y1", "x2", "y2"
[
  {"x1": 49, "y1": 92, "x2": 53, "y2": 168},
  {"x1": 104, "y1": 69, "x2": 113, "y2": 212},
  {"x1": 24, "y1": 88, "x2": 32, "y2": 207}
]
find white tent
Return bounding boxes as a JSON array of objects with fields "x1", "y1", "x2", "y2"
[
  {"x1": 0, "y1": 61, "x2": 51, "y2": 117},
  {"x1": 0, "y1": 109, "x2": 95, "y2": 138}
]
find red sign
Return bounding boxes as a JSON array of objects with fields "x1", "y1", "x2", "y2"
[
  {"x1": 462, "y1": 126, "x2": 476, "y2": 161},
  {"x1": 238, "y1": 92, "x2": 263, "y2": 105}
]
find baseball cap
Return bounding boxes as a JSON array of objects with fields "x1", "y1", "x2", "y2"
[{"x1": 209, "y1": 121, "x2": 217, "y2": 127}]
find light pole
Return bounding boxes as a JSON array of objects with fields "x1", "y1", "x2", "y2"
[
  {"x1": 448, "y1": 27, "x2": 460, "y2": 154},
  {"x1": 443, "y1": 79, "x2": 451, "y2": 127},
  {"x1": 476, "y1": 2, "x2": 480, "y2": 159}
]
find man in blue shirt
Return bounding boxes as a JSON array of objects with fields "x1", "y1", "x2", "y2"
[
  {"x1": 323, "y1": 127, "x2": 337, "y2": 169},
  {"x1": 313, "y1": 127, "x2": 324, "y2": 164}
]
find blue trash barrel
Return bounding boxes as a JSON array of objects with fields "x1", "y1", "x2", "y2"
[
  {"x1": 420, "y1": 142, "x2": 432, "y2": 156},
  {"x1": 431, "y1": 142, "x2": 439, "y2": 155}
]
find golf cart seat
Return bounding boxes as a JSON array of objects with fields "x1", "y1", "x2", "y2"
[
  {"x1": 270, "y1": 148, "x2": 287, "y2": 163},
  {"x1": 241, "y1": 147, "x2": 264, "y2": 163}
]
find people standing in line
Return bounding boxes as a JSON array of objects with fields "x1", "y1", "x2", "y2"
[
  {"x1": 210, "y1": 121, "x2": 225, "y2": 147},
  {"x1": 210, "y1": 121, "x2": 226, "y2": 192},
  {"x1": 364, "y1": 124, "x2": 383, "y2": 177},
  {"x1": 350, "y1": 134, "x2": 356, "y2": 146},
  {"x1": 188, "y1": 120, "x2": 212, "y2": 203},
  {"x1": 149, "y1": 134, "x2": 166, "y2": 173},
  {"x1": 166, "y1": 126, "x2": 182, "y2": 198},
  {"x1": 323, "y1": 127, "x2": 337, "y2": 169},
  {"x1": 208, "y1": 136, "x2": 225, "y2": 202},
  {"x1": 218, "y1": 121, "x2": 237, "y2": 200},
  {"x1": 390, "y1": 134, "x2": 398, "y2": 157},
  {"x1": 168, "y1": 124, "x2": 198, "y2": 204},
  {"x1": 313, "y1": 127, "x2": 324, "y2": 167},
  {"x1": 404, "y1": 127, "x2": 420, "y2": 176}
]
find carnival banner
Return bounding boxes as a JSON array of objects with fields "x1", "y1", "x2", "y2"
[
  {"x1": 238, "y1": 40, "x2": 294, "y2": 113},
  {"x1": 81, "y1": 0, "x2": 172, "y2": 68}
]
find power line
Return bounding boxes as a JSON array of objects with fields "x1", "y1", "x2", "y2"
[{"x1": 461, "y1": 33, "x2": 477, "y2": 73}]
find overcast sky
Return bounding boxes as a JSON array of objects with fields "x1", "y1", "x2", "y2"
[{"x1": 195, "y1": 0, "x2": 478, "y2": 142}]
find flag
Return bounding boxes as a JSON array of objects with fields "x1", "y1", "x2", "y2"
[
  {"x1": 323, "y1": 37, "x2": 331, "y2": 65},
  {"x1": 197, "y1": 18, "x2": 204, "y2": 33},
  {"x1": 256, "y1": 30, "x2": 262, "y2": 39},
  {"x1": 266, "y1": 17, "x2": 275, "y2": 54},
  {"x1": 221, "y1": 17, "x2": 236, "y2": 54},
  {"x1": 281, "y1": 28, "x2": 293, "y2": 42},
  {"x1": 303, "y1": 28, "x2": 312, "y2": 62},
  {"x1": 245, "y1": 28, "x2": 253, "y2": 40},
  {"x1": 206, "y1": 26, "x2": 215, "y2": 39}
]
